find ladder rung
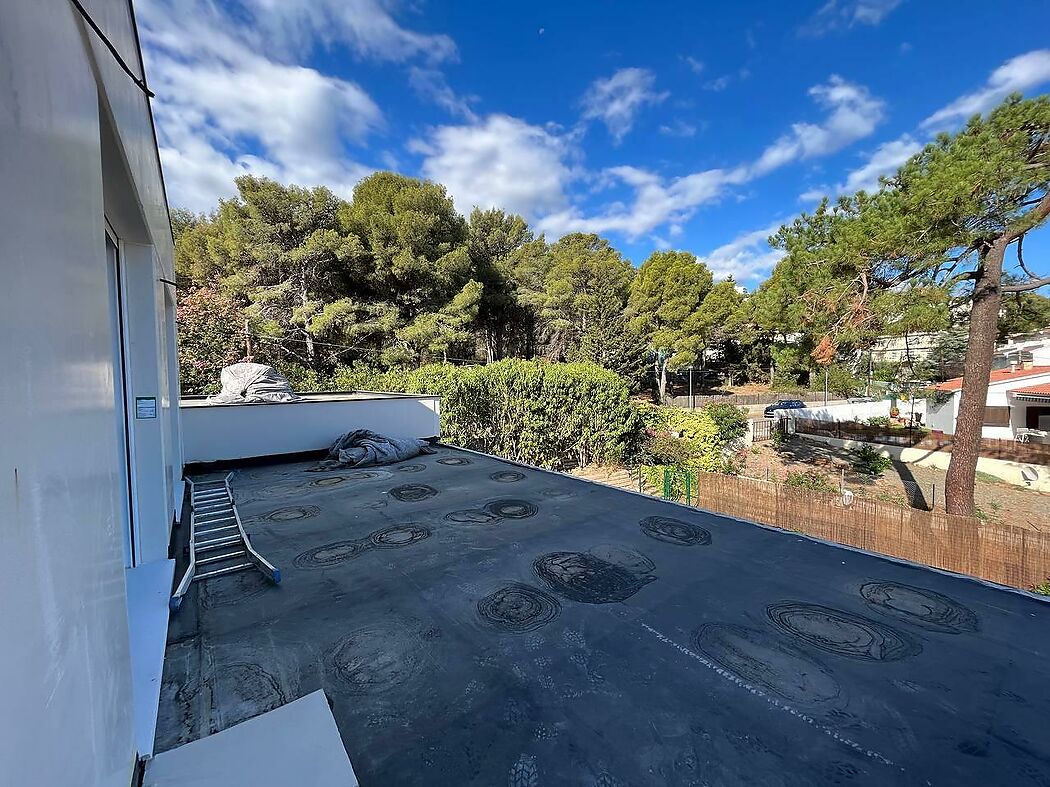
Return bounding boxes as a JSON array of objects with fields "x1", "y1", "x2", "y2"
[
  {"x1": 196, "y1": 524, "x2": 238, "y2": 536},
  {"x1": 194, "y1": 493, "x2": 227, "y2": 502},
  {"x1": 196, "y1": 514, "x2": 234, "y2": 524},
  {"x1": 197, "y1": 550, "x2": 246, "y2": 566},
  {"x1": 195, "y1": 562, "x2": 254, "y2": 581},
  {"x1": 195, "y1": 502, "x2": 231, "y2": 511},
  {"x1": 197, "y1": 535, "x2": 242, "y2": 551}
]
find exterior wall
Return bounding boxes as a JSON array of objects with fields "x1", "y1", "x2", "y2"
[
  {"x1": 0, "y1": 2, "x2": 178, "y2": 785},
  {"x1": 780, "y1": 400, "x2": 891, "y2": 422},
  {"x1": 182, "y1": 395, "x2": 442, "y2": 464},
  {"x1": 926, "y1": 395, "x2": 958, "y2": 435}
]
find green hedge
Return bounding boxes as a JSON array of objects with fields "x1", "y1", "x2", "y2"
[
  {"x1": 286, "y1": 360, "x2": 640, "y2": 469},
  {"x1": 403, "y1": 360, "x2": 641, "y2": 469}
]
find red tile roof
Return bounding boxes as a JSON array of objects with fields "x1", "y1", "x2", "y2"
[
  {"x1": 1013, "y1": 381, "x2": 1050, "y2": 396},
  {"x1": 934, "y1": 366, "x2": 1050, "y2": 392}
]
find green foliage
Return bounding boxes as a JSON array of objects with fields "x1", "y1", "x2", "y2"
[
  {"x1": 175, "y1": 286, "x2": 245, "y2": 395},
  {"x1": 852, "y1": 444, "x2": 892, "y2": 477},
  {"x1": 865, "y1": 416, "x2": 891, "y2": 428},
  {"x1": 701, "y1": 402, "x2": 749, "y2": 445},
  {"x1": 783, "y1": 470, "x2": 837, "y2": 493},
  {"x1": 403, "y1": 360, "x2": 641, "y2": 469},
  {"x1": 825, "y1": 364, "x2": 861, "y2": 397},
  {"x1": 1032, "y1": 580, "x2": 1050, "y2": 596},
  {"x1": 998, "y1": 291, "x2": 1050, "y2": 340},
  {"x1": 627, "y1": 250, "x2": 715, "y2": 397}
]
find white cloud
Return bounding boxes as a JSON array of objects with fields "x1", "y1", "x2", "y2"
[
  {"x1": 541, "y1": 75, "x2": 883, "y2": 240},
  {"x1": 704, "y1": 75, "x2": 732, "y2": 92},
  {"x1": 139, "y1": 0, "x2": 454, "y2": 211},
  {"x1": 922, "y1": 49, "x2": 1050, "y2": 129},
  {"x1": 538, "y1": 166, "x2": 742, "y2": 239},
  {"x1": 408, "y1": 67, "x2": 477, "y2": 121},
  {"x1": 413, "y1": 115, "x2": 574, "y2": 218},
  {"x1": 801, "y1": 0, "x2": 902, "y2": 36},
  {"x1": 659, "y1": 120, "x2": 698, "y2": 138},
  {"x1": 237, "y1": 0, "x2": 457, "y2": 63},
  {"x1": 681, "y1": 55, "x2": 705, "y2": 75},
  {"x1": 698, "y1": 222, "x2": 786, "y2": 283},
  {"x1": 748, "y1": 76, "x2": 884, "y2": 177},
  {"x1": 801, "y1": 133, "x2": 922, "y2": 202},
  {"x1": 580, "y1": 68, "x2": 669, "y2": 142}
]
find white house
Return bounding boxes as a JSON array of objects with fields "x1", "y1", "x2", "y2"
[{"x1": 926, "y1": 364, "x2": 1050, "y2": 440}]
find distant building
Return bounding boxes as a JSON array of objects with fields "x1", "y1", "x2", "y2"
[
  {"x1": 868, "y1": 332, "x2": 939, "y2": 364},
  {"x1": 927, "y1": 363, "x2": 1050, "y2": 439},
  {"x1": 994, "y1": 326, "x2": 1050, "y2": 370}
]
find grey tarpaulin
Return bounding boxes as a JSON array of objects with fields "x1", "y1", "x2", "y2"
[
  {"x1": 206, "y1": 363, "x2": 302, "y2": 405},
  {"x1": 319, "y1": 429, "x2": 435, "y2": 468}
]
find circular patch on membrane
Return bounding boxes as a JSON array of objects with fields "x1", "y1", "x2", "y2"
[
  {"x1": 484, "y1": 499, "x2": 538, "y2": 519},
  {"x1": 694, "y1": 623, "x2": 841, "y2": 704},
  {"x1": 477, "y1": 583, "x2": 561, "y2": 633},
  {"x1": 294, "y1": 540, "x2": 365, "y2": 568},
  {"x1": 588, "y1": 544, "x2": 655, "y2": 573},
  {"x1": 369, "y1": 524, "x2": 431, "y2": 549},
  {"x1": 437, "y1": 456, "x2": 472, "y2": 466},
  {"x1": 859, "y1": 581, "x2": 978, "y2": 634},
  {"x1": 263, "y1": 505, "x2": 320, "y2": 522},
  {"x1": 490, "y1": 471, "x2": 525, "y2": 483},
  {"x1": 766, "y1": 601, "x2": 921, "y2": 662},
  {"x1": 639, "y1": 516, "x2": 711, "y2": 546},
  {"x1": 445, "y1": 508, "x2": 501, "y2": 524},
  {"x1": 533, "y1": 551, "x2": 655, "y2": 604},
  {"x1": 325, "y1": 624, "x2": 429, "y2": 695},
  {"x1": 310, "y1": 476, "x2": 347, "y2": 487},
  {"x1": 397, "y1": 464, "x2": 427, "y2": 473},
  {"x1": 389, "y1": 484, "x2": 438, "y2": 502}
]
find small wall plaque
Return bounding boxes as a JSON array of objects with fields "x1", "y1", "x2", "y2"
[{"x1": 135, "y1": 397, "x2": 157, "y2": 419}]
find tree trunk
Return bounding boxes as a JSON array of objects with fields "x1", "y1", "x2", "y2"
[
  {"x1": 944, "y1": 240, "x2": 1007, "y2": 515},
  {"x1": 299, "y1": 274, "x2": 316, "y2": 368}
]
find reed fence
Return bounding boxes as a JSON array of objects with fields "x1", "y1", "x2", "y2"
[{"x1": 643, "y1": 468, "x2": 1050, "y2": 590}]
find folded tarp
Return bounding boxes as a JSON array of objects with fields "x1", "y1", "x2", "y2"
[
  {"x1": 318, "y1": 429, "x2": 435, "y2": 469},
  {"x1": 206, "y1": 363, "x2": 301, "y2": 404}
]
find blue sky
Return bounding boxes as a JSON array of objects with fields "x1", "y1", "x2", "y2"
[{"x1": 139, "y1": 0, "x2": 1050, "y2": 286}]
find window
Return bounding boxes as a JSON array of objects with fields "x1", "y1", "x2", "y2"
[{"x1": 982, "y1": 406, "x2": 1010, "y2": 427}]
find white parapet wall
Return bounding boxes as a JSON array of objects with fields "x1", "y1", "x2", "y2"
[
  {"x1": 799, "y1": 433, "x2": 1050, "y2": 493},
  {"x1": 181, "y1": 392, "x2": 441, "y2": 464}
]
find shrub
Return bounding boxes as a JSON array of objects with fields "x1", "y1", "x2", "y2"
[
  {"x1": 176, "y1": 286, "x2": 245, "y2": 395},
  {"x1": 852, "y1": 444, "x2": 892, "y2": 476},
  {"x1": 402, "y1": 360, "x2": 641, "y2": 469},
  {"x1": 865, "y1": 415, "x2": 891, "y2": 428},
  {"x1": 784, "y1": 470, "x2": 837, "y2": 493},
  {"x1": 701, "y1": 402, "x2": 748, "y2": 446}
]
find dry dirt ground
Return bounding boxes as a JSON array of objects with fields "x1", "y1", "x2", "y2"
[
  {"x1": 571, "y1": 437, "x2": 1050, "y2": 533},
  {"x1": 738, "y1": 438, "x2": 1050, "y2": 531}
]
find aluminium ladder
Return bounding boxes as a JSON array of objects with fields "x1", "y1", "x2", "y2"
[{"x1": 170, "y1": 473, "x2": 281, "y2": 612}]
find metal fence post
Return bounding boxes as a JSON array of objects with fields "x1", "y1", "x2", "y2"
[
  {"x1": 685, "y1": 471, "x2": 692, "y2": 506},
  {"x1": 663, "y1": 467, "x2": 671, "y2": 500}
]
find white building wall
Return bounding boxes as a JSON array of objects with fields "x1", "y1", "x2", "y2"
[
  {"x1": 0, "y1": 2, "x2": 179, "y2": 785},
  {"x1": 926, "y1": 395, "x2": 958, "y2": 435},
  {"x1": 182, "y1": 395, "x2": 441, "y2": 464}
]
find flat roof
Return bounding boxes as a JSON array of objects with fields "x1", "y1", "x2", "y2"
[{"x1": 158, "y1": 448, "x2": 1050, "y2": 785}]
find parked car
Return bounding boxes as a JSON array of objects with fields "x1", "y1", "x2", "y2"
[
  {"x1": 847, "y1": 396, "x2": 879, "y2": 403},
  {"x1": 764, "y1": 399, "x2": 806, "y2": 418}
]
